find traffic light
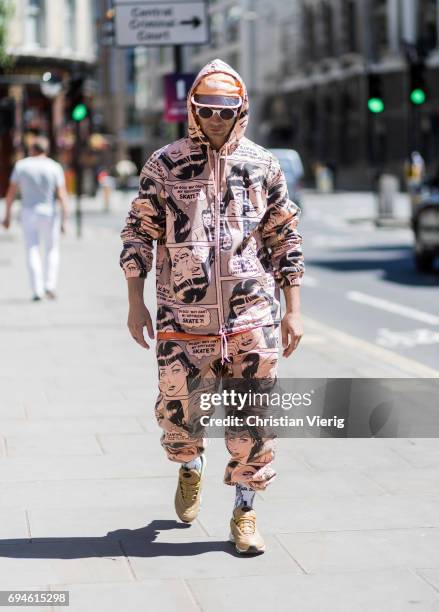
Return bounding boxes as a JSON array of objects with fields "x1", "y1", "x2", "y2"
[
  {"x1": 409, "y1": 62, "x2": 427, "y2": 106},
  {"x1": 367, "y1": 74, "x2": 384, "y2": 114},
  {"x1": 67, "y1": 76, "x2": 89, "y2": 123}
]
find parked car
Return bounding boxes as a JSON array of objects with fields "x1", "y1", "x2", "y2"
[
  {"x1": 269, "y1": 148, "x2": 305, "y2": 210},
  {"x1": 411, "y1": 187, "x2": 439, "y2": 272}
]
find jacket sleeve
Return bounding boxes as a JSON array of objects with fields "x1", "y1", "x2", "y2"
[
  {"x1": 119, "y1": 155, "x2": 166, "y2": 279},
  {"x1": 260, "y1": 157, "x2": 305, "y2": 288}
]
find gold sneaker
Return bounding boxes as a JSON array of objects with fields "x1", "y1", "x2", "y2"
[
  {"x1": 174, "y1": 456, "x2": 206, "y2": 523},
  {"x1": 229, "y1": 505, "x2": 265, "y2": 554}
]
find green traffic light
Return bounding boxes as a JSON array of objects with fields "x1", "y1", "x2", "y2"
[
  {"x1": 410, "y1": 88, "x2": 426, "y2": 105},
  {"x1": 368, "y1": 97, "x2": 384, "y2": 114},
  {"x1": 72, "y1": 103, "x2": 88, "y2": 122}
]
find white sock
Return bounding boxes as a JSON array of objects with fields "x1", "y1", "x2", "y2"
[
  {"x1": 182, "y1": 456, "x2": 202, "y2": 472},
  {"x1": 234, "y1": 484, "x2": 255, "y2": 509}
]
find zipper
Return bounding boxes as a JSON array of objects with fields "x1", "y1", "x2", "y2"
[{"x1": 212, "y1": 148, "x2": 225, "y2": 334}]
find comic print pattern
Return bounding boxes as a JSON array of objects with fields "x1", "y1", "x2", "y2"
[
  {"x1": 154, "y1": 325, "x2": 279, "y2": 491},
  {"x1": 120, "y1": 59, "x2": 305, "y2": 336}
]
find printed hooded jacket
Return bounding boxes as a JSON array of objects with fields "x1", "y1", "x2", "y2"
[{"x1": 120, "y1": 59, "x2": 305, "y2": 337}]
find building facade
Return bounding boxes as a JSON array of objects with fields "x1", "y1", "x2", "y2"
[
  {"x1": 0, "y1": 0, "x2": 97, "y2": 195},
  {"x1": 105, "y1": 0, "x2": 439, "y2": 188},
  {"x1": 95, "y1": 0, "x2": 148, "y2": 171},
  {"x1": 261, "y1": 0, "x2": 439, "y2": 188}
]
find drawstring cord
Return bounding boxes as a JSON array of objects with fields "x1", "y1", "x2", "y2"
[{"x1": 220, "y1": 329, "x2": 231, "y2": 365}]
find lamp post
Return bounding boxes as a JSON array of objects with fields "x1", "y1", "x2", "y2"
[{"x1": 40, "y1": 71, "x2": 63, "y2": 158}]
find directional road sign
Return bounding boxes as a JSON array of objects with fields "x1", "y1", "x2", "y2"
[{"x1": 115, "y1": 1, "x2": 209, "y2": 47}]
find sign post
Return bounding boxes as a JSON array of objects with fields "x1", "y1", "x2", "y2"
[
  {"x1": 114, "y1": 1, "x2": 209, "y2": 47},
  {"x1": 114, "y1": 1, "x2": 209, "y2": 144}
]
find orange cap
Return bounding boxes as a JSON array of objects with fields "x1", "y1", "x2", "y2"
[{"x1": 194, "y1": 72, "x2": 242, "y2": 98}]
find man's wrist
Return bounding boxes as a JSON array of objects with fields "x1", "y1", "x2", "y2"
[{"x1": 128, "y1": 293, "x2": 145, "y2": 306}]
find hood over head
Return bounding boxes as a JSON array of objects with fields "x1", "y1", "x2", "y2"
[{"x1": 187, "y1": 59, "x2": 249, "y2": 152}]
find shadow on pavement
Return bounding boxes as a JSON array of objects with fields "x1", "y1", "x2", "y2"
[
  {"x1": 0, "y1": 520, "x2": 246, "y2": 559},
  {"x1": 309, "y1": 250, "x2": 439, "y2": 286}
]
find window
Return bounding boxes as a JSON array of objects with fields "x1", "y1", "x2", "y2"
[
  {"x1": 302, "y1": 6, "x2": 316, "y2": 62},
  {"x1": 419, "y1": 0, "x2": 437, "y2": 52},
  {"x1": 370, "y1": 0, "x2": 387, "y2": 57},
  {"x1": 126, "y1": 48, "x2": 136, "y2": 94},
  {"x1": 25, "y1": 0, "x2": 45, "y2": 47},
  {"x1": 322, "y1": 1, "x2": 334, "y2": 57},
  {"x1": 210, "y1": 12, "x2": 223, "y2": 48},
  {"x1": 225, "y1": 6, "x2": 240, "y2": 44},
  {"x1": 64, "y1": 0, "x2": 76, "y2": 50},
  {"x1": 126, "y1": 104, "x2": 140, "y2": 128}
]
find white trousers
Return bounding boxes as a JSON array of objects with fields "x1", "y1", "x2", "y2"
[{"x1": 21, "y1": 209, "x2": 60, "y2": 297}]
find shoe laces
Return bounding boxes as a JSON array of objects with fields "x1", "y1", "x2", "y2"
[
  {"x1": 236, "y1": 512, "x2": 256, "y2": 535},
  {"x1": 180, "y1": 473, "x2": 200, "y2": 502}
]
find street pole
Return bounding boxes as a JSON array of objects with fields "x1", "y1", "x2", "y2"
[
  {"x1": 74, "y1": 121, "x2": 83, "y2": 238},
  {"x1": 174, "y1": 45, "x2": 185, "y2": 139}
]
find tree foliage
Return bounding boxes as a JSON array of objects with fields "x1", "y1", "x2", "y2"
[{"x1": 0, "y1": 0, "x2": 15, "y2": 69}]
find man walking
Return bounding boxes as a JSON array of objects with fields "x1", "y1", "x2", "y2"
[
  {"x1": 120, "y1": 59, "x2": 304, "y2": 554},
  {"x1": 2, "y1": 136, "x2": 69, "y2": 301}
]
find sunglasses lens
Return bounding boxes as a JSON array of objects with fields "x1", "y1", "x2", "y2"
[
  {"x1": 219, "y1": 108, "x2": 235, "y2": 120},
  {"x1": 198, "y1": 107, "x2": 214, "y2": 119}
]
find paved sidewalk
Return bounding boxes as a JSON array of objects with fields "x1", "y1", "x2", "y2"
[{"x1": 0, "y1": 194, "x2": 439, "y2": 611}]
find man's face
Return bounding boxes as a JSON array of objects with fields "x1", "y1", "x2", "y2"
[{"x1": 197, "y1": 111, "x2": 236, "y2": 149}]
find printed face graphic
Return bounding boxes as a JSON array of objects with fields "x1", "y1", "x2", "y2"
[
  {"x1": 172, "y1": 248, "x2": 205, "y2": 283},
  {"x1": 227, "y1": 197, "x2": 243, "y2": 217},
  {"x1": 202, "y1": 210, "x2": 213, "y2": 226},
  {"x1": 122, "y1": 259, "x2": 139, "y2": 275},
  {"x1": 264, "y1": 208, "x2": 285, "y2": 233},
  {"x1": 226, "y1": 431, "x2": 254, "y2": 459},
  {"x1": 236, "y1": 328, "x2": 264, "y2": 352},
  {"x1": 231, "y1": 463, "x2": 259, "y2": 484},
  {"x1": 256, "y1": 353, "x2": 278, "y2": 378},
  {"x1": 248, "y1": 183, "x2": 264, "y2": 214},
  {"x1": 171, "y1": 246, "x2": 213, "y2": 303},
  {"x1": 159, "y1": 360, "x2": 188, "y2": 396},
  {"x1": 231, "y1": 292, "x2": 270, "y2": 320}
]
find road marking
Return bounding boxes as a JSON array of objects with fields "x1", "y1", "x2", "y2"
[
  {"x1": 376, "y1": 328, "x2": 439, "y2": 348},
  {"x1": 302, "y1": 315, "x2": 439, "y2": 378},
  {"x1": 346, "y1": 291, "x2": 439, "y2": 325}
]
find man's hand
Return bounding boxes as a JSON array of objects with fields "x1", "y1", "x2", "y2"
[
  {"x1": 60, "y1": 212, "x2": 69, "y2": 234},
  {"x1": 281, "y1": 312, "x2": 303, "y2": 357},
  {"x1": 127, "y1": 300, "x2": 155, "y2": 349},
  {"x1": 2, "y1": 213, "x2": 11, "y2": 230}
]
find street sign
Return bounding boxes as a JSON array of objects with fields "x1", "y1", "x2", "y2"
[
  {"x1": 164, "y1": 73, "x2": 196, "y2": 123},
  {"x1": 115, "y1": 1, "x2": 209, "y2": 47}
]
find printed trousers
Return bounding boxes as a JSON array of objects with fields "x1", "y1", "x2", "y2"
[{"x1": 154, "y1": 324, "x2": 279, "y2": 491}]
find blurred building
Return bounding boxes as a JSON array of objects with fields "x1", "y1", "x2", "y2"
[
  {"x1": 0, "y1": 0, "x2": 98, "y2": 196},
  {"x1": 103, "y1": 0, "x2": 439, "y2": 188},
  {"x1": 94, "y1": 0, "x2": 148, "y2": 173},
  {"x1": 260, "y1": 0, "x2": 439, "y2": 188}
]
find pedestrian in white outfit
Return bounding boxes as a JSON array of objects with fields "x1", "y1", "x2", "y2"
[{"x1": 2, "y1": 136, "x2": 69, "y2": 301}]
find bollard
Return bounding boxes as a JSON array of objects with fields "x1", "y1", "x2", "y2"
[{"x1": 377, "y1": 174, "x2": 399, "y2": 220}]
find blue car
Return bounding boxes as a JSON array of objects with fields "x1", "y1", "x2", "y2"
[{"x1": 269, "y1": 149, "x2": 305, "y2": 210}]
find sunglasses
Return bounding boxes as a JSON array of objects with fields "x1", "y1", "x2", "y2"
[
  {"x1": 194, "y1": 106, "x2": 240, "y2": 120},
  {"x1": 192, "y1": 95, "x2": 242, "y2": 120}
]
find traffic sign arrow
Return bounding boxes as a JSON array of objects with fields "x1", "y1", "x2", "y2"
[{"x1": 180, "y1": 16, "x2": 201, "y2": 28}]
